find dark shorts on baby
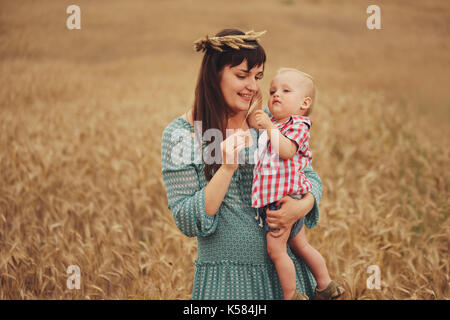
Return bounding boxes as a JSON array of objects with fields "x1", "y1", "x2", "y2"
[{"x1": 257, "y1": 194, "x2": 304, "y2": 239}]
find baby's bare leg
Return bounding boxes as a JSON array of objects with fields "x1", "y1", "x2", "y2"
[
  {"x1": 266, "y1": 229, "x2": 296, "y2": 300},
  {"x1": 288, "y1": 227, "x2": 331, "y2": 291}
]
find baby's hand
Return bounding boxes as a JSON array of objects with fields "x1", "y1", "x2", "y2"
[{"x1": 254, "y1": 110, "x2": 272, "y2": 130}]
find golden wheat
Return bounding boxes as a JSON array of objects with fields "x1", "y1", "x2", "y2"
[{"x1": 0, "y1": 0, "x2": 448, "y2": 300}]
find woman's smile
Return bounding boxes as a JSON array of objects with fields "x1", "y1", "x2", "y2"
[{"x1": 238, "y1": 92, "x2": 253, "y2": 102}]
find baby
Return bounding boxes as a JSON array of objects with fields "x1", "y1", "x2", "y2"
[{"x1": 251, "y1": 68, "x2": 344, "y2": 300}]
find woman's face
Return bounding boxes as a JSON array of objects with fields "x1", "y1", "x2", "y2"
[{"x1": 220, "y1": 60, "x2": 264, "y2": 114}]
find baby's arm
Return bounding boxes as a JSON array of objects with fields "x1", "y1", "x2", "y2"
[{"x1": 254, "y1": 110, "x2": 298, "y2": 159}]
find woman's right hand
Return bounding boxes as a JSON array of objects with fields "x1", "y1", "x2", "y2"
[
  {"x1": 266, "y1": 193, "x2": 315, "y2": 237},
  {"x1": 220, "y1": 130, "x2": 250, "y2": 172}
]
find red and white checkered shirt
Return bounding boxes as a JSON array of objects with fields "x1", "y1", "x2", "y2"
[{"x1": 252, "y1": 115, "x2": 313, "y2": 208}]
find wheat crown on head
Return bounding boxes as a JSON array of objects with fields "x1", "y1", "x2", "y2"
[{"x1": 194, "y1": 30, "x2": 267, "y2": 53}]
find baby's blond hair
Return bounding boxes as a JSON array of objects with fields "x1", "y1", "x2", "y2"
[{"x1": 276, "y1": 67, "x2": 316, "y2": 115}]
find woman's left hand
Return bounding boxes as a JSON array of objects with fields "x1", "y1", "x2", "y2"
[{"x1": 265, "y1": 193, "x2": 315, "y2": 238}]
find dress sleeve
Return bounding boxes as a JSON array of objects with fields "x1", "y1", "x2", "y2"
[
  {"x1": 303, "y1": 165, "x2": 322, "y2": 229},
  {"x1": 161, "y1": 122, "x2": 219, "y2": 238}
]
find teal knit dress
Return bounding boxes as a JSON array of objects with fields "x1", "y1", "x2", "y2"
[{"x1": 161, "y1": 109, "x2": 322, "y2": 300}]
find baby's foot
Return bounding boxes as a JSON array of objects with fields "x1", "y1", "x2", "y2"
[{"x1": 314, "y1": 280, "x2": 345, "y2": 300}]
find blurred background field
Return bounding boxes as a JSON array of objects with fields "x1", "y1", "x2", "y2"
[{"x1": 0, "y1": 0, "x2": 449, "y2": 299}]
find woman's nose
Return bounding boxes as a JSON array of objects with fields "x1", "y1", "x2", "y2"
[{"x1": 246, "y1": 77, "x2": 258, "y2": 92}]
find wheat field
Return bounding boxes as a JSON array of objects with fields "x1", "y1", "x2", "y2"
[{"x1": 0, "y1": 0, "x2": 449, "y2": 299}]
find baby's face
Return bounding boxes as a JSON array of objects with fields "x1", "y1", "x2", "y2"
[{"x1": 268, "y1": 71, "x2": 308, "y2": 122}]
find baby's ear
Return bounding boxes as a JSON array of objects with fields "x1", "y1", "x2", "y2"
[{"x1": 301, "y1": 97, "x2": 312, "y2": 111}]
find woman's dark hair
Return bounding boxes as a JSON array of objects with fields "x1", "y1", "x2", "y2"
[{"x1": 193, "y1": 28, "x2": 266, "y2": 180}]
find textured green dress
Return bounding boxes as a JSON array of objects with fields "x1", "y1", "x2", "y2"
[{"x1": 161, "y1": 110, "x2": 322, "y2": 300}]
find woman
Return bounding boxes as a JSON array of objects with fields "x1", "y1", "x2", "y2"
[{"x1": 161, "y1": 29, "x2": 322, "y2": 299}]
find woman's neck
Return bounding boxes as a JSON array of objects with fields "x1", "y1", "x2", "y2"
[{"x1": 227, "y1": 111, "x2": 248, "y2": 130}]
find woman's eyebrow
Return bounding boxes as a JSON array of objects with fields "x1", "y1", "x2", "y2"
[{"x1": 237, "y1": 69, "x2": 264, "y2": 76}]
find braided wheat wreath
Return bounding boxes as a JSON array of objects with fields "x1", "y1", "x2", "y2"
[{"x1": 194, "y1": 30, "x2": 266, "y2": 52}]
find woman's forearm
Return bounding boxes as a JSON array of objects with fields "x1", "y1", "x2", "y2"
[{"x1": 204, "y1": 165, "x2": 235, "y2": 216}]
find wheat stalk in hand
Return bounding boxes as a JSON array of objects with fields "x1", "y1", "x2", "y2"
[{"x1": 241, "y1": 90, "x2": 263, "y2": 129}]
